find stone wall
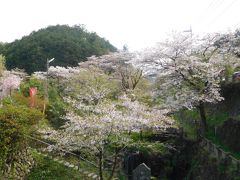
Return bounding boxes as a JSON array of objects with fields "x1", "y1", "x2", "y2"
[
  {"x1": 1, "y1": 147, "x2": 34, "y2": 180},
  {"x1": 200, "y1": 136, "x2": 240, "y2": 171},
  {"x1": 188, "y1": 138, "x2": 240, "y2": 180}
]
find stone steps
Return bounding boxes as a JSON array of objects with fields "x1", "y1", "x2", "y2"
[{"x1": 33, "y1": 149, "x2": 99, "y2": 179}]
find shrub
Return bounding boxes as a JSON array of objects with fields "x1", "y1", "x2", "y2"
[
  {"x1": 10, "y1": 93, "x2": 45, "y2": 110},
  {"x1": 0, "y1": 104, "x2": 43, "y2": 171}
]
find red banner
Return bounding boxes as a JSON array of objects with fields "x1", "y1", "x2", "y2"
[
  {"x1": 29, "y1": 87, "x2": 37, "y2": 97},
  {"x1": 29, "y1": 87, "x2": 37, "y2": 108}
]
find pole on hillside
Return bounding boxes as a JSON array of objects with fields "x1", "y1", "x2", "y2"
[{"x1": 43, "y1": 58, "x2": 55, "y2": 114}]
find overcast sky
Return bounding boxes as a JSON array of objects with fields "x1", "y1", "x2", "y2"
[{"x1": 1, "y1": 0, "x2": 240, "y2": 50}]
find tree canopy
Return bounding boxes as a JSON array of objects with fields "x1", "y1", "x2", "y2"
[{"x1": 2, "y1": 25, "x2": 117, "y2": 74}]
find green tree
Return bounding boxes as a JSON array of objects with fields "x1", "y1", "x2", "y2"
[
  {"x1": 0, "y1": 54, "x2": 6, "y2": 76},
  {"x1": 0, "y1": 42, "x2": 7, "y2": 55}
]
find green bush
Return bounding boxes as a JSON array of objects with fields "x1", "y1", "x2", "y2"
[{"x1": 0, "y1": 104, "x2": 43, "y2": 170}]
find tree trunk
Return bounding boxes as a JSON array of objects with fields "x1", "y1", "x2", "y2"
[
  {"x1": 108, "y1": 149, "x2": 118, "y2": 180},
  {"x1": 99, "y1": 150, "x2": 104, "y2": 180},
  {"x1": 140, "y1": 130, "x2": 143, "y2": 141},
  {"x1": 198, "y1": 101, "x2": 207, "y2": 133}
]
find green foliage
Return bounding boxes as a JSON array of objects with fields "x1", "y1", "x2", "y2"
[
  {"x1": 173, "y1": 109, "x2": 200, "y2": 140},
  {"x1": 4, "y1": 25, "x2": 117, "y2": 74},
  {"x1": 133, "y1": 78, "x2": 154, "y2": 106},
  {"x1": 0, "y1": 114, "x2": 21, "y2": 171},
  {"x1": 128, "y1": 141, "x2": 169, "y2": 156},
  {"x1": 130, "y1": 131, "x2": 155, "y2": 141},
  {"x1": 174, "y1": 108, "x2": 230, "y2": 140},
  {"x1": 0, "y1": 104, "x2": 43, "y2": 132},
  {"x1": 0, "y1": 104, "x2": 43, "y2": 170},
  {"x1": 205, "y1": 129, "x2": 240, "y2": 159},
  {"x1": 0, "y1": 43, "x2": 7, "y2": 55},
  {"x1": 224, "y1": 65, "x2": 234, "y2": 77},
  {"x1": 207, "y1": 113, "x2": 229, "y2": 127},
  {"x1": 13, "y1": 93, "x2": 45, "y2": 111},
  {"x1": 129, "y1": 132, "x2": 171, "y2": 157}
]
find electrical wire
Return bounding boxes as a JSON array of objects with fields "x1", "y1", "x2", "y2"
[
  {"x1": 206, "y1": 0, "x2": 238, "y2": 27},
  {"x1": 24, "y1": 134, "x2": 98, "y2": 168},
  {"x1": 193, "y1": 0, "x2": 226, "y2": 30}
]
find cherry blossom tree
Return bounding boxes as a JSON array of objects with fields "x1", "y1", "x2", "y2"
[
  {"x1": 139, "y1": 32, "x2": 240, "y2": 131},
  {"x1": 116, "y1": 65, "x2": 143, "y2": 92},
  {"x1": 80, "y1": 52, "x2": 147, "y2": 96},
  {"x1": 34, "y1": 52, "x2": 147, "y2": 102},
  {"x1": 43, "y1": 96, "x2": 174, "y2": 180},
  {"x1": 36, "y1": 60, "x2": 174, "y2": 179},
  {"x1": 80, "y1": 52, "x2": 135, "y2": 73},
  {"x1": 0, "y1": 71, "x2": 22, "y2": 99},
  {"x1": 30, "y1": 50, "x2": 178, "y2": 179},
  {"x1": 212, "y1": 31, "x2": 240, "y2": 80}
]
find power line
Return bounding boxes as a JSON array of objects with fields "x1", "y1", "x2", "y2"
[
  {"x1": 194, "y1": 0, "x2": 226, "y2": 28},
  {"x1": 211, "y1": 0, "x2": 226, "y2": 10},
  {"x1": 206, "y1": 0, "x2": 238, "y2": 27},
  {"x1": 24, "y1": 134, "x2": 98, "y2": 168},
  {"x1": 207, "y1": 0, "x2": 226, "y2": 11},
  {"x1": 206, "y1": 0, "x2": 219, "y2": 10},
  {"x1": 233, "y1": 21, "x2": 240, "y2": 30}
]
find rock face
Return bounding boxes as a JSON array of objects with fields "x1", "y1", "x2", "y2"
[
  {"x1": 1, "y1": 147, "x2": 34, "y2": 180},
  {"x1": 216, "y1": 118, "x2": 240, "y2": 152}
]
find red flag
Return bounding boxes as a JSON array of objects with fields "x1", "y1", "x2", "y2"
[
  {"x1": 29, "y1": 87, "x2": 37, "y2": 97},
  {"x1": 29, "y1": 87, "x2": 37, "y2": 108}
]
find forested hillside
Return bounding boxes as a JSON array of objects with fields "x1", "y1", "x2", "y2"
[{"x1": 0, "y1": 25, "x2": 117, "y2": 74}]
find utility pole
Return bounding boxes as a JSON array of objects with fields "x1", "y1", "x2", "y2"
[
  {"x1": 183, "y1": 26, "x2": 193, "y2": 54},
  {"x1": 183, "y1": 26, "x2": 192, "y2": 38},
  {"x1": 43, "y1": 58, "x2": 55, "y2": 114}
]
